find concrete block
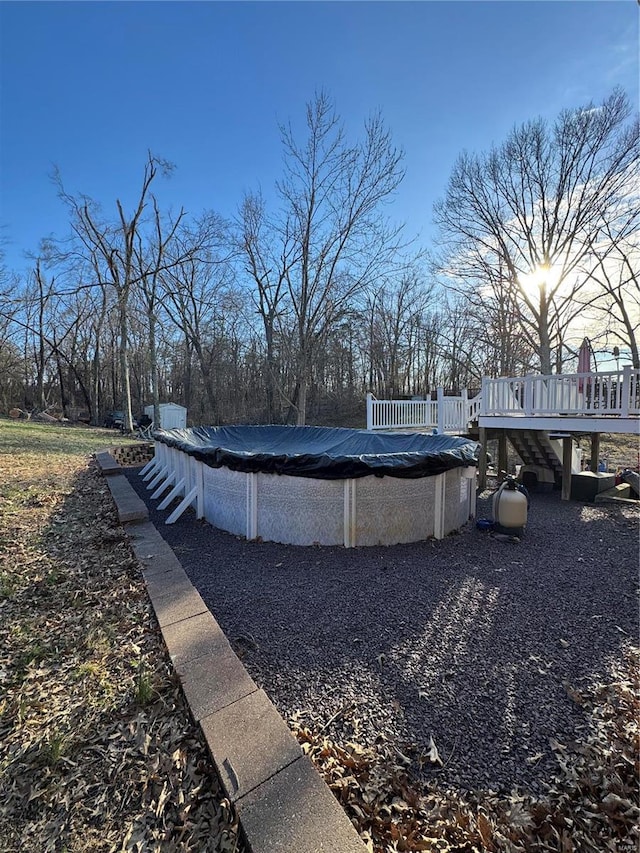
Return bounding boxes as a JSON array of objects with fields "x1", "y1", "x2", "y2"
[
  {"x1": 105, "y1": 474, "x2": 148, "y2": 522},
  {"x1": 144, "y1": 566, "x2": 194, "y2": 599},
  {"x1": 126, "y1": 520, "x2": 160, "y2": 547},
  {"x1": 150, "y1": 585, "x2": 208, "y2": 628},
  {"x1": 237, "y1": 755, "x2": 367, "y2": 853},
  {"x1": 161, "y1": 610, "x2": 230, "y2": 667},
  {"x1": 95, "y1": 450, "x2": 121, "y2": 475},
  {"x1": 121, "y1": 511, "x2": 365, "y2": 853},
  {"x1": 127, "y1": 523, "x2": 184, "y2": 576},
  {"x1": 200, "y1": 689, "x2": 301, "y2": 802},
  {"x1": 139, "y1": 551, "x2": 186, "y2": 579},
  {"x1": 595, "y1": 483, "x2": 638, "y2": 505},
  {"x1": 570, "y1": 471, "x2": 615, "y2": 502},
  {"x1": 177, "y1": 648, "x2": 258, "y2": 722}
]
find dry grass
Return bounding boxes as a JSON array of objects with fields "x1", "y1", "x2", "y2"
[
  {"x1": 0, "y1": 420, "x2": 243, "y2": 852},
  {"x1": 489, "y1": 431, "x2": 639, "y2": 477},
  {"x1": 597, "y1": 433, "x2": 640, "y2": 472}
]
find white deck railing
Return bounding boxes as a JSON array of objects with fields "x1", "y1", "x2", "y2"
[
  {"x1": 366, "y1": 396, "x2": 438, "y2": 431},
  {"x1": 366, "y1": 366, "x2": 639, "y2": 433},
  {"x1": 366, "y1": 389, "x2": 481, "y2": 433},
  {"x1": 481, "y1": 366, "x2": 639, "y2": 417}
]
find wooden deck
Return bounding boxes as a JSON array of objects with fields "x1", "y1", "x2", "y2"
[
  {"x1": 367, "y1": 368, "x2": 638, "y2": 499},
  {"x1": 479, "y1": 367, "x2": 639, "y2": 435},
  {"x1": 367, "y1": 367, "x2": 639, "y2": 437}
]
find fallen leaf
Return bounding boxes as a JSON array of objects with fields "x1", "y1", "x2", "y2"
[{"x1": 428, "y1": 735, "x2": 443, "y2": 766}]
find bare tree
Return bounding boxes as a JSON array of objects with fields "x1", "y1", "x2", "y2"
[
  {"x1": 435, "y1": 89, "x2": 639, "y2": 374},
  {"x1": 365, "y1": 272, "x2": 435, "y2": 397},
  {"x1": 133, "y1": 197, "x2": 190, "y2": 427},
  {"x1": 577, "y1": 200, "x2": 639, "y2": 368},
  {"x1": 239, "y1": 191, "x2": 297, "y2": 422},
  {"x1": 54, "y1": 153, "x2": 175, "y2": 431},
  {"x1": 160, "y1": 220, "x2": 237, "y2": 423},
  {"x1": 31, "y1": 261, "x2": 55, "y2": 410},
  {"x1": 439, "y1": 256, "x2": 535, "y2": 378},
  {"x1": 0, "y1": 258, "x2": 27, "y2": 412},
  {"x1": 248, "y1": 92, "x2": 406, "y2": 424}
]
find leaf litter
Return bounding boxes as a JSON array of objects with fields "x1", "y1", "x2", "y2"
[
  {"x1": 289, "y1": 644, "x2": 639, "y2": 852},
  {"x1": 0, "y1": 438, "x2": 244, "y2": 853}
]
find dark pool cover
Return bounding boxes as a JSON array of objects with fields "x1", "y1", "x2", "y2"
[{"x1": 153, "y1": 425, "x2": 479, "y2": 480}]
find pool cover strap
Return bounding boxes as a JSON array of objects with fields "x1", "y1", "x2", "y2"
[{"x1": 153, "y1": 425, "x2": 479, "y2": 480}]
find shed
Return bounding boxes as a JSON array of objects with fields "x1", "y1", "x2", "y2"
[{"x1": 144, "y1": 403, "x2": 187, "y2": 430}]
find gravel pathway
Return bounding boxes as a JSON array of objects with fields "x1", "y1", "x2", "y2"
[{"x1": 125, "y1": 468, "x2": 638, "y2": 795}]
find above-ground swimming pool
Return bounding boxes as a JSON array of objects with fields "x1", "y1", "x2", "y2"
[{"x1": 142, "y1": 425, "x2": 479, "y2": 547}]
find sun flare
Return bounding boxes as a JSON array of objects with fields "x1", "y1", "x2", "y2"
[{"x1": 517, "y1": 263, "x2": 562, "y2": 303}]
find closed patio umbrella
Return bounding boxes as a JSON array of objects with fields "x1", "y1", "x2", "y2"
[{"x1": 578, "y1": 337, "x2": 591, "y2": 392}]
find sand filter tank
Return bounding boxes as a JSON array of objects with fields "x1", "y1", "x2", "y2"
[{"x1": 493, "y1": 475, "x2": 528, "y2": 536}]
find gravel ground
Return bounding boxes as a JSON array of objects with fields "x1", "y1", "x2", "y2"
[{"x1": 125, "y1": 468, "x2": 638, "y2": 796}]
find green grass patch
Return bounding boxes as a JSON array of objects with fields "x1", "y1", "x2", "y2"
[{"x1": 0, "y1": 417, "x2": 138, "y2": 458}]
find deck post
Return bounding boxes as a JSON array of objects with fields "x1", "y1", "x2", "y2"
[
  {"x1": 621, "y1": 365, "x2": 630, "y2": 417},
  {"x1": 497, "y1": 431, "x2": 507, "y2": 481},
  {"x1": 461, "y1": 388, "x2": 468, "y2": 428},
  {"x1": 478, "y1": 427, "x2": 487, "y2": 491},
  {"x1": 366, "y1": 393, "x2": 374, "y2": 430},
  {"x1": 524, "y1": 377, "x2": 534, "y2": 416},
  {"x1": 562, "y1": 436, "x2": 573, "y2": 501},
  {"x1": 480, "y1": 377, "x2": 488, "y2": 416},
  {"x1": 590, "y1": 433, "x2": 600, "y2": 472},
  {"x1": 437, "y1": 387, "x2": 444, "y2": 434}
]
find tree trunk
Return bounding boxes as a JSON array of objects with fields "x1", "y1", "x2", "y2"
[
  {"x1": 296, "y1": 378, "x2": 307, "y2": 426},
  {"x1": 91, "y1": 343, "x2": 101, "y2": 425},
  {"x1": 295, "y1": 347, "x2": 311, "y2": 426},
  {"x1": 183, "y1": 336, "x2": 193, "y2": 410},
  {"x1": 618, "y1": 298, "x2": 640, "y2": 370},
  {"x1": 148, "y1": 311, "x2": 161, "y2": 427},
  {"x1": 537, "y1": 288, "x2": 552, "y2": 375},
  {"x1": 119, "y1": 297, "x2": 134, "y2": 431},
  {"x1": 55, "y1": 349, "x2": 69, "y2": 418},
  {"x1": 192, "y1": 339, "x2": 218, "y2": 423},
  {"x1": 264, "y1": 317, "x2": 277, "y2": 422}
]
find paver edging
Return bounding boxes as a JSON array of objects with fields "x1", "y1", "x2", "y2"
[
  {"x1": 96, "y1": 450, "x2": 148, "y2": 522},
  {"x1": 95, "y1": 449, "x2": 122, "y2": 476},
  {"x1": 97, "y1": 460, "x2": 367, "y2": 853}
]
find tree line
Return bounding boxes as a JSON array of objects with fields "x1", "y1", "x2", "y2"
[{"x1": 1, "y1": 89, "x2": 637, "y2": 429}]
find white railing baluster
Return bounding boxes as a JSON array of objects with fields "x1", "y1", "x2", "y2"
[
  {"x1": 621, "y1": 366, "x2": 630, "y2": 416},
  {"x1": 365, "y1": 369, "x2": 637, "y2": 430},
  {"x1": 480, "y1": 369, "x2": 638, "y2": 418}
]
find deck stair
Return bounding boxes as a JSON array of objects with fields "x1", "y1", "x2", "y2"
[{"x1": 505, "y1": 429, "x2": 581, "y2": 482}]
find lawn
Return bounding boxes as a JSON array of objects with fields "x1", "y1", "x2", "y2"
[{"x1": 0, "y1": 420, "x2": 243, "y2": 852}]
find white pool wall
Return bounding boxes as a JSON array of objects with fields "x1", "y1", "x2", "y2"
[{"x1": 148, "y1": 442, "x2": 477, "y2": 546}]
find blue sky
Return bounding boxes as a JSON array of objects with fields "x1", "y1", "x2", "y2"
[{"x1": 1, "y1": 1, "x2": 638, "y2": 277}]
